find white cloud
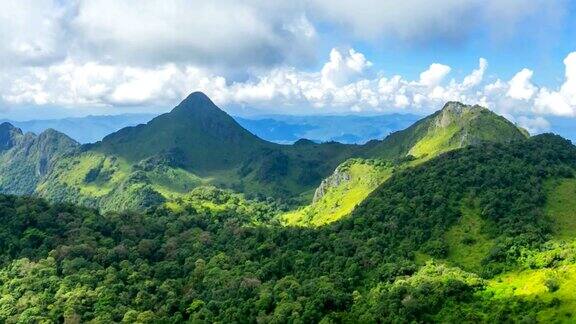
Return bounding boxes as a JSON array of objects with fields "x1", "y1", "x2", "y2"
[
  {"x1": 462, "y1": 58, "x2": 488, "y2": 88},
  {"x1": 0, "y1": 0, "x2": 317, "y2": 71},
  {"x1": 71, "y1": 0, "x2": 316, "y2": 68},
  {"x1": 309, "y1": 0, "x2": 565, "y2": 43},
  {"x1": 507, "y1": 68, "x2": 536, "y2": 100},
  {"x1": 0, "y1": 0, "x2": 67, "y2": 66},
  {"x1": 321, "y1": 48, "x2": 372, "y2": 88},
  {"x1": 418, "y1": 64, "x2": 452, "y2": 87},
  {"x1": 3, "y1": 47, "x2": 576, "y2": 122},
  {"x1": 516, "y1": 116, "x2": 551, "y2": 134},
  {"x1": 2, "y1": 60, "x2": 225, "y2": 107},
  {"x1": 534, "y1": 52, "x2": 576, "y2": 117}
]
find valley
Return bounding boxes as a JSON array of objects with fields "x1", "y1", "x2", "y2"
[{"x1": 0, "y1": 93, "x2": 575, "y2": 323}]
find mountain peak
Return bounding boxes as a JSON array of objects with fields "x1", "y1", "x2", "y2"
[
  {"x1": 0, "y1": 122, "x2": 24, "y2": 151},
  {"x1": 96, "y1": 91, "x2": 270, "y2": 172},
  {"x1": 0, "y1": 122, "x2": 21, "y2": 132},
  {"x1": 173, "y1": 91, "x2": 218, "y2": 114},
  {"x1": 434, "y1": 102, "x2": 490, "y2": 129},
  {"x1": 184, "y1": 91, "x2": 212, "y2": 103},
  {"x1": 441, "y1": 101, "x2": 486, "y2": 113},
  {"x1": 367, "y1": 101, "x2": 528, "y2": 160}
]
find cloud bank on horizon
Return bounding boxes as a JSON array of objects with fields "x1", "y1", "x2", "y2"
[{"x1": 0, "y1": 0, "x2": 574, "y2": 134}]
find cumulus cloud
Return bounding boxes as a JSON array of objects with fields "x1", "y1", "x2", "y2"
[
  {"x1": 534, "y1": 53, "x2": 576, "y2": 117},
  {"x1": 0, "y1": 0, "x2": 68, "y2": 66},
  {"x1": 71, "y1": 0, "x2": 316, "y2": 68},
  {"x1": 321, "y1": 48, "x2": 372, "y2": 88},
  {"x1": 418, "y1": 64, "x2": 451, "y2": 87},
  {"x1": 2, "y1": 33, "x2": 576, "y2": 124},
  {"x1": 462, "y1": 58, "x2": 488, "y2": 88},
  {"x1": 507, "y1": 69, "x2": 537, "y2": 100},
  {"x1": 309, "y1": 0, "x2": 565, "y2": 44},
  {"x1": 0, "y1": 48, "x2": 549, "y2": 118},
  {"x1": 516, "y1": 116, "x2": 551, "y2": 134}
]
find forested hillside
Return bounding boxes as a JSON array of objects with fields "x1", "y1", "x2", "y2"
[
  {"x1": 0, "y1": 123, "x2": 78, "y2": 195},
  {"x1": 1, "y1": 134, "x2": 575, "y2": 322},
  {"x1": 0, "y1": 94, "x2": 529, "y2": 213},
  {"x1": 282, "y1": 101, "x2": 528, "y2": 226}
]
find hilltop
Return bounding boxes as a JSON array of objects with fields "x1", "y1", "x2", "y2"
[
  {"x1": 0, "y1": 94, "x2": 531, "y2": 213},
  {"x1": 1, "y1": 133, "x2": 575, "y2": 322},
  {"x1": 0, "y1": 124, "x2": 78, "y2": 195},
  {"x1": 283, "y1": 102, "x2": 529, "y2": 226}
]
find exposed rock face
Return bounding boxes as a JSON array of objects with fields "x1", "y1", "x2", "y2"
[
  {"x1": 313, "y1": 165, "x2": 351, "y2": 203},
  {"x1": 434, "y1": 102, "x2": 486, "y2": 129}
]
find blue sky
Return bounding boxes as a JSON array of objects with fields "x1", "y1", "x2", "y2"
[{"x1": 0, "y1": 0, "x2": 575, "y2": 136}]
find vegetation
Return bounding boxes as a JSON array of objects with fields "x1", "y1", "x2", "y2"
[
  {"x1": 281, "y1": 101, "x2": 529, "y2": 226},
  {"x1": 1, "y1": 134, "x2": 575, "y2": 322},
  {"x1": 0, "y1": 125, "x2": 78, "y2": 195},
  {"x1": 1, "y1": 94, "x2": 574, "y2": 322},
  {"x1": 444, "y1": 204, "x2": 495, "y2": 272},
  {"x1": 0, "y1": 95, "x2": 529, "y2": 214},
  {"x1": 282, "y1": 159, "x2": 393, "y2": 226}
]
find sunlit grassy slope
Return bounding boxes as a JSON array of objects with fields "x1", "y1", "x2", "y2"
[
  {"x1": 36, "y1": 152, "x2": 130, "y2": 197},
  {"x1": 37, "y1": 151, "x2": 211, "y2": 211},
  {"x1": 408, "y1": 124, "x2": 460, "y2": 159},
  {"x1": 282, "y1": 159, "x2": 392, "y2": 226},
  {"x1": 480, "y1": 178, "x2": 576, "y2": 322},
  {"x1": 486, "y1": 265, "x2": 576, "y2": 322},
  {"x1": 445, "y1": 204, "x2": 494, "y2": 272},
  {"x1": 546, "y1": 178, "x2": 576, "y2": 241},
  {"x1": 281, "y1": 102, "x2": 529, "y2": 227}
]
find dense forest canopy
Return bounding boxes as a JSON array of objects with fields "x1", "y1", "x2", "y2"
[{"x1": 1, "y1": 134, "x2": 575, "y2": 322}]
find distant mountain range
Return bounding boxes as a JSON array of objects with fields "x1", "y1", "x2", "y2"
[
  {"x1": 2, "y1": 92, "x2": 576, "y2": 322},
  {"x1": 235, "y1": 114, "x2": 421, "y2": 144},
  {"x1": 4, "y1": 109, "x2": 575, "y2": 146},
  {"x1": 1, "y1": 112, "x2": 420, "y2": 144},
  {"x1": 0, "y1": 114, "x2": 156, "y2": 144},
  {"x1": 0, "y1": 92, "x2": 529, "y2": 212}
]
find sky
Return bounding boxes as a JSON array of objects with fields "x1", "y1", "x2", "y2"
[{"x1": 0, "y1": 0, "x2": 575, "y2": 135}]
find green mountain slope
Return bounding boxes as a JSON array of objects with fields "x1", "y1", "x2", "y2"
[
  {"x1": 94, "y1": 92, "x2": 272, "y2": 172},
  {"x1": 283, "y1": 102, "x2": 529, "y2": 226},
  {"x1": 0, "y1": 96, "x2": 531, "y2": 214},
  {"x1": 1, "y1": 134, "x2": 575, "y2": 322},
  {"x1": 0, "y1": 124, "x2": 78, "y2": 195},
  {"x1": 365, "y1": 101, "x2": 528, "y2": 160},
  {"x1": 33, "y1": 93, "x2": 365, "y2": 211}
]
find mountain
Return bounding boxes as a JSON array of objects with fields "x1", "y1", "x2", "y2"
[
  {"x1": 0, "y1": 94, "x2": 531, "y2": 213},
  {"x1": 235, "y1": 113, "x2": 420, "y2": 144},
  {"x1": 33, "y1": 93, "x2": 364, "y2": 210},
  {"x1": 2, "y1": 112, "x2": 419, "y2": 145},
  {"x1": 1, "y1": 133, "x2": 575, "y2": 322},
  {"x1": 283, "y1": 102, "x2": 529, "y2": 226},
  {"x1": 365, "y1": 101, "x2": 529, "y2": 160},
  {"x1": 94, "y1": 92, "x2": 273, "y2": 172},
  {"x1": 1, "y1": 114, "x2": 157, "y2": 144},
  {"x1": 0, "y1": 124, "x2": 78, "y2": 195}
]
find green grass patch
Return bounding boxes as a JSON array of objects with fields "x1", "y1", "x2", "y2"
[
  {"x1": 444, "y1": 204, "x2": 494, "y2": 272},
  {"x1": 282, "y1": 160, "x2": 392, "y2": 227},
  {"x1": 408, "y1": 124, "x2": 459, "y2": 159},
  {"x1": 148, "y1": 167, "x2": 204, "y2": 198},
  {"x1": 486, "y1": 265, "x2": 576, "y2": 322},
  {"x1": 40, "y1": 152, "x2": 131, "y2": 198},
  {"x1": 546, "y1": 178, "x2": 576, "y2": 241}
]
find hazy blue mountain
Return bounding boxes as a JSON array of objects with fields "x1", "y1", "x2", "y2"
[
  {"x1": 9, "y1": 110, "x2": 572, "y2": 147},
  {"x1": 0, "y1": 114, "x2": 157, "y2": 144},
  {"x1": 235, "y1": 114, "x2": 421, "y2": 144},
  {"x1": 1, "y1": 112, "x2": 421, "y2": 145}
]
